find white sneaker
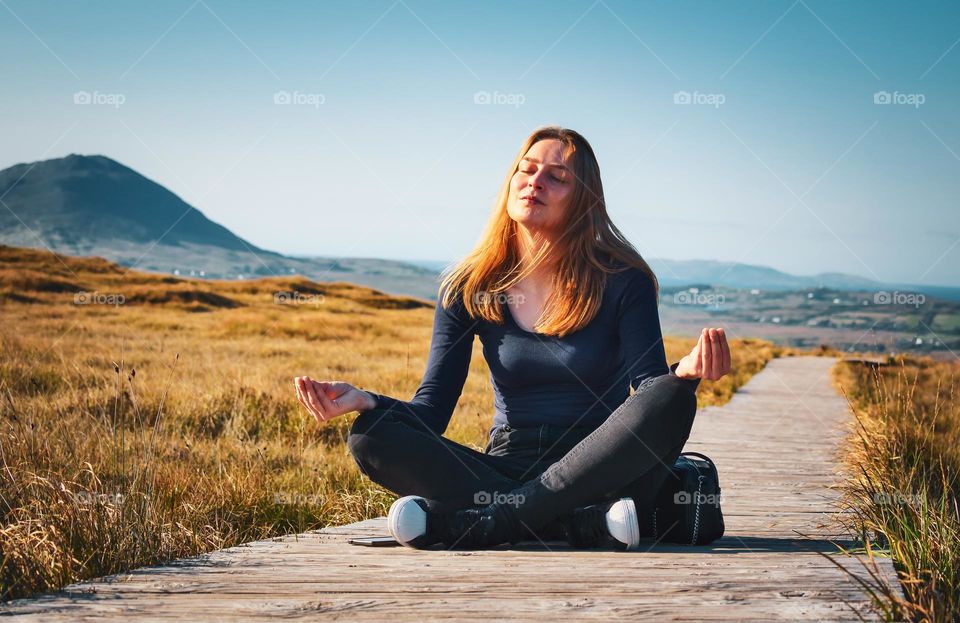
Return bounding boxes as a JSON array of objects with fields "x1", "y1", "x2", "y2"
[
  {"x1": 559, "y1": 497, "x2": 641, "y2": 550},
  {"x1": 387, "y1": 495, "x2": 436, "y2": 549}
]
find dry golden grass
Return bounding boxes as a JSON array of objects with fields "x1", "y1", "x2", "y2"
[
  {"x1": 831, "y1": 356, "x2": 960, "y2": 622},
  {"x1": 1, "y1": 245, "x2": 781, "y2": 601}
]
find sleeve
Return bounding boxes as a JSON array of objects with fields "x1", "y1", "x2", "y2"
[
  {"x1": 618, "y1": 270, "x2": 701, "y2": 394},
  {"x1": 361, "y1": 283, "x2": 477, "y2": 436},
  {"x1": 670, "y1": 360, "x2": 701, "y2": 393}
]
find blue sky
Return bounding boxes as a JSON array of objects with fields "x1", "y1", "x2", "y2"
[{"x1": 1, "y1": 1, "x2": 958, "y2": 286}]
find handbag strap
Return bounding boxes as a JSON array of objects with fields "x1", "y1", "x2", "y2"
[{"x1": 679, "y1": 451, "x2": 716, "y2": 471}]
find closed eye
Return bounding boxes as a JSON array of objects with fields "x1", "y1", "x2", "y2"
[{"x1": 518, "y1": 165, "x2": 567, "y2": 182}]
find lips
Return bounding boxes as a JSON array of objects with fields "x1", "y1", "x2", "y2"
[{"x1": 520, "y1": 195, "x2": 543, "y2": 205}]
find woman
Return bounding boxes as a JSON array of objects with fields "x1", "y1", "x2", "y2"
[{"x1": 295, "y1": 126, "x2": 731, "y2": 551}]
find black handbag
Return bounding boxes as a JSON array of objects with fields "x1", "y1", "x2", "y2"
[{"x1": 649, "y1": 451, "x2": 725, "y2": 545}]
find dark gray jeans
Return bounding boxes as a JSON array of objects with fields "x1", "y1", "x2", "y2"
[{"x1": 347, "y1": 372, "x2": 698, "y2": 539}]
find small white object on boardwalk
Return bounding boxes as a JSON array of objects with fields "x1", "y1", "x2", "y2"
[{"x1": 4, "y1": 356, "x2": 899, "y2": 621}]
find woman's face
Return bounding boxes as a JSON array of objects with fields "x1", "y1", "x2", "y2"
[{"x1": 507, "y1": 139, "x2": 575, "y2": 234}]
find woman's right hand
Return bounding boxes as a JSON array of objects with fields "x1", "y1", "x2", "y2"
[{"x1": 294, "y1": 376, "x2": 376, "y2": 424}]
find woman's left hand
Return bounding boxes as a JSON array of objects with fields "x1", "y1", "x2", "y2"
[{"x1": 674, "y1": 327, "x2": 731, "y2": 381}]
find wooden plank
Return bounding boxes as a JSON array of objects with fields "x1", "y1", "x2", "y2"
[{"x1": 1, "y1": 357, "x2": 900, "y2": 621}]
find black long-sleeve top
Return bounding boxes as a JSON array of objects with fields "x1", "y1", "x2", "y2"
[{"x1": 365, "y1": 266, "x2": 700, "y2": 436}]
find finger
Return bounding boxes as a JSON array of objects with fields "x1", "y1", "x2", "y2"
[
  {"x1": 314, "y1": 380, "x2": 342, "y2": 420},
  {"x1": 295, "y1": 377, "x2": 305, "y2": 407},
  {"x1": 312, "y1": 381, "x2": 339, "y2": 420},
  {"x1": 700, "y1": 330, "x2": 709, "y2": 379},
  {"x1": 718, "y1": 328, "x2": 731, "y2": 375},
  {"x1": 691, "y1": 331, "x2": 704, "y2": 375},
  {"x1": 709, "y1": 329, "x2": 721, "y2": 379},
  {"x1": 294, "y1": 377, "x2": 306, "y2": 407},
  {"x1": 297, "y1": 377, "x2": 319, "y2": 419},
  {"x1": 699, "y1": 329, "x2": 709, "y2": 378},
  {"x1": 297, "y1": 378, "x2": 315, "y2": 415},
  {"x1": 311, "y1": 380, "x2": 339, "y2": 417},
  {"x1": 302, "y1": 377, "x2": 327, "y2": 421}
]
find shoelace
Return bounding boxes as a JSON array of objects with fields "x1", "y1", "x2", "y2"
[{"x1": 560, "y1": 503, "x2": 609, "y2": 548}]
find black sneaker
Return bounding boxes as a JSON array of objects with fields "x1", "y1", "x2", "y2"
[
  {"x1": 387, "y1": 495, "x2": 512, "y2": 550},
  {"x1": 556, "y1": 497, "x2": 641, "y2": 550}
]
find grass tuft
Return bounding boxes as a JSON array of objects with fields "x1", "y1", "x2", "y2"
[{"x1": 832, "y1": 356, "x2": 960, "y2": 622}]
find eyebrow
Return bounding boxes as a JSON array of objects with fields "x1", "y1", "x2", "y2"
[{"x1": 520, "y1": 156, "x2": 571, "y2": 172}]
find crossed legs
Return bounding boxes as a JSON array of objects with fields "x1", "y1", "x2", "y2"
[{"x1": 347, "y1": 373, "x2": 698, "y2": 539}]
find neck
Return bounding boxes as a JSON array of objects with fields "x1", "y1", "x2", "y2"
[{"x1": 514, "y1": 224, "x2": 559, "y2": 286}]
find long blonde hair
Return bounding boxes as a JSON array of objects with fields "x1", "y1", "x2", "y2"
[{"x1": 439, "y1": 126, "x2": 658, "y2": 337}]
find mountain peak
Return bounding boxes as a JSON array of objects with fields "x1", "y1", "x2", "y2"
[{"x1": 0, "y1": 153, "x2": 260, "y2": 254}]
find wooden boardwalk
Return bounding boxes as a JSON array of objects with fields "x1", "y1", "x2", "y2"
[{"x1": 3, "y1": 356, "x2": 899, "y2": 621}]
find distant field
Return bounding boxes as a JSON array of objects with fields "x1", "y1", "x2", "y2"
[
  {"x1": 0, "y1": 245, "x2": 788, "y2": 601},
  {"x1": 658, "y1": 285, "x2": 960, "y2": 357}
]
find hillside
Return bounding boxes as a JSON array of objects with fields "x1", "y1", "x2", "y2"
[
  {"x1": 0, "y1": 244, "x2": 432, "y2": 313},
  {"x1": 0, "y1": 154, "x2": 441, "y2": 299},
  {"x1": 0, "y1": 154, "x2": 256, "y2": 251}
]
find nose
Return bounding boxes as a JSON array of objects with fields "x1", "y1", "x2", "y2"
[{"x1": 527, "y1": 169, "x2": 545, "y2": 190}]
